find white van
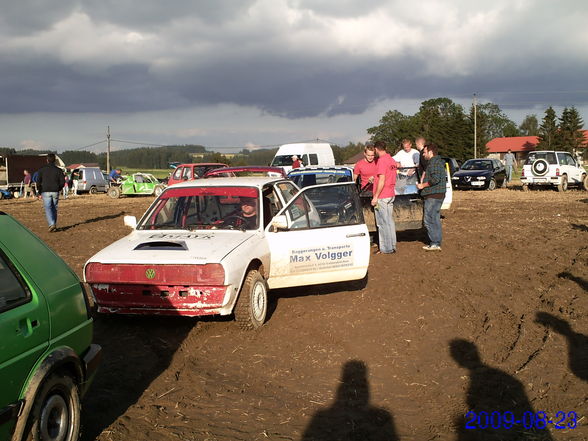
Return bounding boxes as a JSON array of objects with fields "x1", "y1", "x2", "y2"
[{"x1": 271, "y1": 143, "x2": 335, "y2": 173}]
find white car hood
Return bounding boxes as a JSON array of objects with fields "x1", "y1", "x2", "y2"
[{"x1": 86, "y1": 230, "x2": 256, "y2": 265}]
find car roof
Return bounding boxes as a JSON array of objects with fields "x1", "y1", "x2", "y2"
[
  {"x1": 288, "y1": 166, "x2": 352, "y2": 174},
  {"x1": 168, "y1": 176, "x2": 286, "y2": 189},
  {"x1": 204, "y1": 166, "x2": 286, "y2": 177}
]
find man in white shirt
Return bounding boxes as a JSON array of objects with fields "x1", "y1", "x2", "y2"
[{"x1": 393, "y1": 139, "x2": 420, "y2": 177}]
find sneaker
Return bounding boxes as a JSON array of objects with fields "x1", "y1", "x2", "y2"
[
  {"x1": 48, "y1": 225, "x2": 56, "y2": 232},
  {"x1": 423, "y1": 245, "x2": 441, "y2": 251}
]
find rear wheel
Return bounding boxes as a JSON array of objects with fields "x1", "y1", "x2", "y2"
[
  {"x1": 235, "y1": 269, "x2": 268, "y2": 330},
  {"x1": 557, "y1": 175, "x2": 568, "y2": 192},
  {"x1": 89, "y1": 186, "x2": 98, "y2": 194},
  {"x1": 24, "y1": 373, "x2": 81, "y2": 441},
  {"x1": 154, "y1": 185, "x2": 164, "y2": 197},
  {"x1": 107, "y1": 186, "x2": 121, "y2": 199}
]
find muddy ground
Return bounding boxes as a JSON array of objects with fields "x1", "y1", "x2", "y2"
[{"x1": 3, "y1": 187, "x2": 587, "y2": 441}]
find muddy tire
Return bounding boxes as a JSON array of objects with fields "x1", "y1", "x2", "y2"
[
  {"x1": 557, "y1": 175, "x2": 568, "y2": 192},
  {"x1": 582, "y1": 174, "x2": 587, "y2": 191},
  {"x1": 522, "y1": 184, "x2": 529, "y2": 192},
  {"x1": 107, "y1": 186, "x2": 121, "y2": 199},
  {"x1": 89, "y1": 186, "x2": 98, "y2": 194},
  {"x1": 235, "y1": 269, "x2": 268, "y2": 330},
  {"x1": 487, "y1": 178, "x2": 497, "y2": 191},
  {"x1": 23, "y1": 373, "x2": 81, "y2": 441},
  {"x1": 154, "y1": 185, "x2": 164, "y2": 197}
]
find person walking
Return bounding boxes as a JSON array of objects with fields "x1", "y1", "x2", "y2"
[
  {"x1": 371, "y1": 141, "x2": 398, "y2": 254},
  {"x1": 503, "y1": 149, "x2": 517, "y2": 187},
  {"x1": 416, "y1": 144, "x2": 446, "y2": 251},
  {"x1": 37, "y1": 154, "x2": 65, "y2": 232}
]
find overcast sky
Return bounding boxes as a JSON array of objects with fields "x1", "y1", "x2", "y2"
[{"x1": 1, "y1": 0, "x2": 587, "y2": 153}]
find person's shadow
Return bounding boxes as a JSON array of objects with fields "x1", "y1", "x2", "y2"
[
  {"x1": 301, "y1": 360, "x2": 398, "y2": 441},
  {"x1": 450, "y1": 339, "x2": 553, "y2": 441},
  {"x1": 535, "y1": 312, "x2": 588, "y2": 381}
]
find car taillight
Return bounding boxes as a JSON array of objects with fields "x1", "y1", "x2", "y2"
[
  {"x1": 521, "y1": 168, "x2": 524, "y2": 177},
  {"x1": 555, "y1": 168, "x2": 560, "y2": 176},
  {"x1": 85, "y1": 263, "x2": 225, "y2": 285}
]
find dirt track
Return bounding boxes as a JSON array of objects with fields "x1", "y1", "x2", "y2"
[{"x1": 3, "y1": 188, "x2": 587, "y2": 440}]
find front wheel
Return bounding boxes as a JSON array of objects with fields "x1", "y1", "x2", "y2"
[
  {"x1": 89, "y1": 186, "x2": 98, "y2": 194},
  {"x1": 24, "y1": 373, "x2": 81, "y2": 441},
  {"x1": 487, "y1": 178, "x2": 497, "y2": 191},
  {"x1": 107, "y1": 186, "x2": 121, "y2": 199},
  {"x1": 557, "y1": 175, "x2": 568, "y2": 192},
  {"x1": 235, "y1": 269, "x2": 268, "y2": 330}
]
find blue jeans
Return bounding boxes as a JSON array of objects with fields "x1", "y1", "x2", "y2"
[
  {"x1": 375, "y1": 197, "x2": 396, "y2": 253},
  {"x1": 505, "y1": 165, "x2": 513, "y2": 183},
  {"x1": 42, "y1": 192, "x2": 60, "y2": 227},
  {"x1": 424, "y1": 197, "x2": 444, "y2": 247}
]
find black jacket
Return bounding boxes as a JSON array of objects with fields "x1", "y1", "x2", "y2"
[{"x1": 37, "y1": 163, "x2": 65, "y2": 193}]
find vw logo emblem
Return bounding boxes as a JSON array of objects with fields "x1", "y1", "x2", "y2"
[{"x1": 145, "y1": 268, "x2": 156, "y2": 279}]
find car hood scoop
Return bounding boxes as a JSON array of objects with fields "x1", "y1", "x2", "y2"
[{"x1": 133, "y1": 241, "x2": 187, "y2": 251}]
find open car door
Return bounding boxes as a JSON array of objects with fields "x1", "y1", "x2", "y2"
[{"x1": 265, "y1": 182, "x2": 370, "y2": 289}]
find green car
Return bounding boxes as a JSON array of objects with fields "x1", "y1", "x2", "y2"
[
  {"x1": 0, "y1": 212, "x2": 101, "y2": 441},
  {"x1": 107, "y1": 173, "x2": 165, "y2": 199}
]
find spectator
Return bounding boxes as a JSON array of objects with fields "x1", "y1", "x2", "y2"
[
  {"x1": 71, "y1": 171, "x2": 80, "y2": 195},
  {"x1": 291, "y1": 156, "x2": 302, "y2": 169},
  {"x1": 503, "y1": 150, "x2": 517, "y2": 188},
  {"x1": 415, "y1": 136, "x2": 428, "y2": 182},
  {"x1": 393, "y1": 139, "x2": 420, "y2": 177},
  {"x1": 371, "y1": 141, "x2": 398, "y2": 254},
  {"x1": 22, "y1": 169, "x2": 32, "y2": 198},
  {"x1": 37, "y1": 154, "x2": 65, "y2": 232},
  {"x1": 62, "y1": 173, "x2": 69, "y2": 199},
  {"x1": 417, "y1": 144, "x2": 447, "y2": 251},
  {"x1": 31, "y1": 170, "x2": 40, "y2": 197},
  {"x1": 353, "y1": 144, "x2": 377, "y2": 192}
]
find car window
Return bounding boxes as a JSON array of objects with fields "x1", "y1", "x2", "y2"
[
  {"x1": 308, "y1": 154, "x2": 319, "y2": 165},
  {"x1": 564, "y1": 154, "x2": 575, "y2": 166},
  {"x1": 182, "y1": 167, "x2": 192, "y2": 180},
  {"x1": 396, "y1": 167, "x2": 419, "y2": 195},
  {"x1": 281, "y1": 184, "x2": 362, "y2": 230},
  {"x1": 135, "y1": 175, "x2": 144, "y2": 183},
  {"x1": 0, "y1": 251, "x2": 30, "y2": 312},
  {"x1": 525, "y1": 152, "x2": 557, "y2": 165},
  {"x1": 172, "y1": 168, "x2": 182, "y2": 180},
  {"x1": 263, "y1": 185, "x2": 283, "y2": 227},
  {"x1": 276, "y1": 182, "x2": 298, "y2": 203}
]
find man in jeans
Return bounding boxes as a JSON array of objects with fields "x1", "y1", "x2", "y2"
[
  {"x1": 37, "y1": 153, "x2": 65, "y2": 232},
  {"x1": 371, "y1": 140, "x2": 398, "y2": 254},
  {"x1": 503, "y1": 149, "x2": 517, "y2": 187},
  {"x1": 417, "y1": 144, "x2": 446, "y2": 251}
]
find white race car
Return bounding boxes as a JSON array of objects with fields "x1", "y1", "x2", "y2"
[{"x1": 84, "y1": 177, "x2": 370, "y2": 329}]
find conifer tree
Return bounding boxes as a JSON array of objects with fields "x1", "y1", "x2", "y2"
[
  {"x1": 558, "y1": 106, "x2": 584, "y2": 154},
  {"x1": 537, "y1": 107, "x2": 561, "y2": 150}
]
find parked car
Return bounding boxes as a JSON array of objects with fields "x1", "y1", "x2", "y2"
[
  {"x1": 0, "y1": 212, "x2": 101, "y2": 441},
  {"x1": 204, "y1": 166, "x2": 287, "y2": 178},
  {"x1": 440, "y1": 156, "x2": 461, "y2": 176},
  {"x1": 84, "y1": 177, "x2": 370, "y2": 329},
  {"x1": 451, "y1": 159, "x2": 506, "y2": 190},
  {"x1": 71, "y1": 167, "x2": 108, "y2": 194},
  {"x1": 107, "y1": 173, "x2": 166, "y2": 199},
  {"x1": 271, "y1": 143, "x2": 335, "y2": 173},
  {"x1": 521, "y1": 150, "x2": 587, "y2": 192},
  {"x1": 167, "y1": 163, "x2": 228, "y2": 186}
]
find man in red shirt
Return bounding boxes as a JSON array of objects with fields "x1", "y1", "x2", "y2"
[
  {"x1": 291, "y1": 155, "x2": 302, "y2": 169},
  {"x1": 371, "y1": 141, "x2": 398, "y2": 254},
  {"x1": 353, "y1": 144, "x2": 377, "y2": 192}
]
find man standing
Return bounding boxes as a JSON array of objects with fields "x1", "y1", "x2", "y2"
[
  {"x1": 353, "y1": 144, "x2": 377, "y2": 192},
  {"x1": 37, "y1": 153, "x2": 65, "y2": 232},
  {"x1": 393, "y1": 139, "x2": 420, "y2": 174},
  {"x1": 417, "y1": 144, "x2": 446, "y2": 251},
  {"x1": 371, "y1": 141, "x2": 398, "y2": 254},
  {"x1": 109, "y1": 168, "x2": 122, "y2": 183},
  {"x1": 503, "y1": 149, "x2": 517, "y2": 187},
  {"x1": 415, "y1": 136, "x2": 428, "y2": 182},
  {"x1": 22, "y1": 169, "x2": 32, "y2": 198},
  {"x1": 291, "y1": 156, "x2": 302, "y2": 169}
]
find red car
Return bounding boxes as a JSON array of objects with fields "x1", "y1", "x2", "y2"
[
  {"x1": 167, "y1": 163, "x2": 228, "y2": 186},
  {"x1": 204, "y1": 166, "x2": 287, "y2": 178}
]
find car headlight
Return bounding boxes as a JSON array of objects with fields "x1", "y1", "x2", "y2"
[{"x1": 452, "y1": 177, "x2": 459, "y2": 180}]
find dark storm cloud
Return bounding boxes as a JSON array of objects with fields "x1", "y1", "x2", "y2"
[{"x1": 0, "y1": 0, "x2": 77, "y2": 35}]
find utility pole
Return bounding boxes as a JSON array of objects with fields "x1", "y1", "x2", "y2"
[
  {"x1": 106, "y1": 126, "x2": 111, "y2": 174},
  {"x1": 473, "y1": 93, "x2": 477, "y2": 159}
]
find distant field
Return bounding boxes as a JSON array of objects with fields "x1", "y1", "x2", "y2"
[{"x1": 119, "y1": 168, "x2": 172, "y2": 179}]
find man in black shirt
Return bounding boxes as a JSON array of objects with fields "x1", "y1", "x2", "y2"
[{"x1": 37, "y1": 154, "x2": 65, "y2": 232}]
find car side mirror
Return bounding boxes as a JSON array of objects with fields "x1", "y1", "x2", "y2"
[
  {"x1": 124, "y1": 215, "x2": 137, "y2": 229},
  {"x1": 271, "y1": 215, "x2": 289, "y2": 231}
]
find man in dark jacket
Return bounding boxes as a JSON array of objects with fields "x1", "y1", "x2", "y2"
[{"x1": 37, "y1": 154, "x2": 65, "y2": 231}]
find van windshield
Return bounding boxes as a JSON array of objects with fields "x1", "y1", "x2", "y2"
[{"x1": 271, "y1": 155, "x2": 299, "y2": 166}]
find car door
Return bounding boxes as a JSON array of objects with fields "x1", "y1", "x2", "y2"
[
  {"x1": 0, "y1": 248, "x2": 49, "y2": 438},
  {"x1": 265, "y1": 183, "x2": 370, "y2": 289},
  {"x1": 562, "y1": 153, "x2": 581, "y2": 183}
]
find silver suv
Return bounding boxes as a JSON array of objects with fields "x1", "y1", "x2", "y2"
[{"x1": 521, "y1": 151, "x2": 587, "y2": 192}]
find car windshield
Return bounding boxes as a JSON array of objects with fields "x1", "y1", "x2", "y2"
[
  {"x1": 139, "y1": 186, "x2": 259, "y2": 231},
  {"x1": 288, "y1": 169, "x2": 352, "y2": 187},
  {"x1": 461, "y1": 160, "x2": 492, "y2": 171},
  {"x1": 395, "y1": 167, "x2": 419, "y2": 195},
  {"x1": 525, "y1": 152, "x2": 557, "y2": 165},
  {"x1": 271, "y1": 155, "x2": 299, "y2": 166}
]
